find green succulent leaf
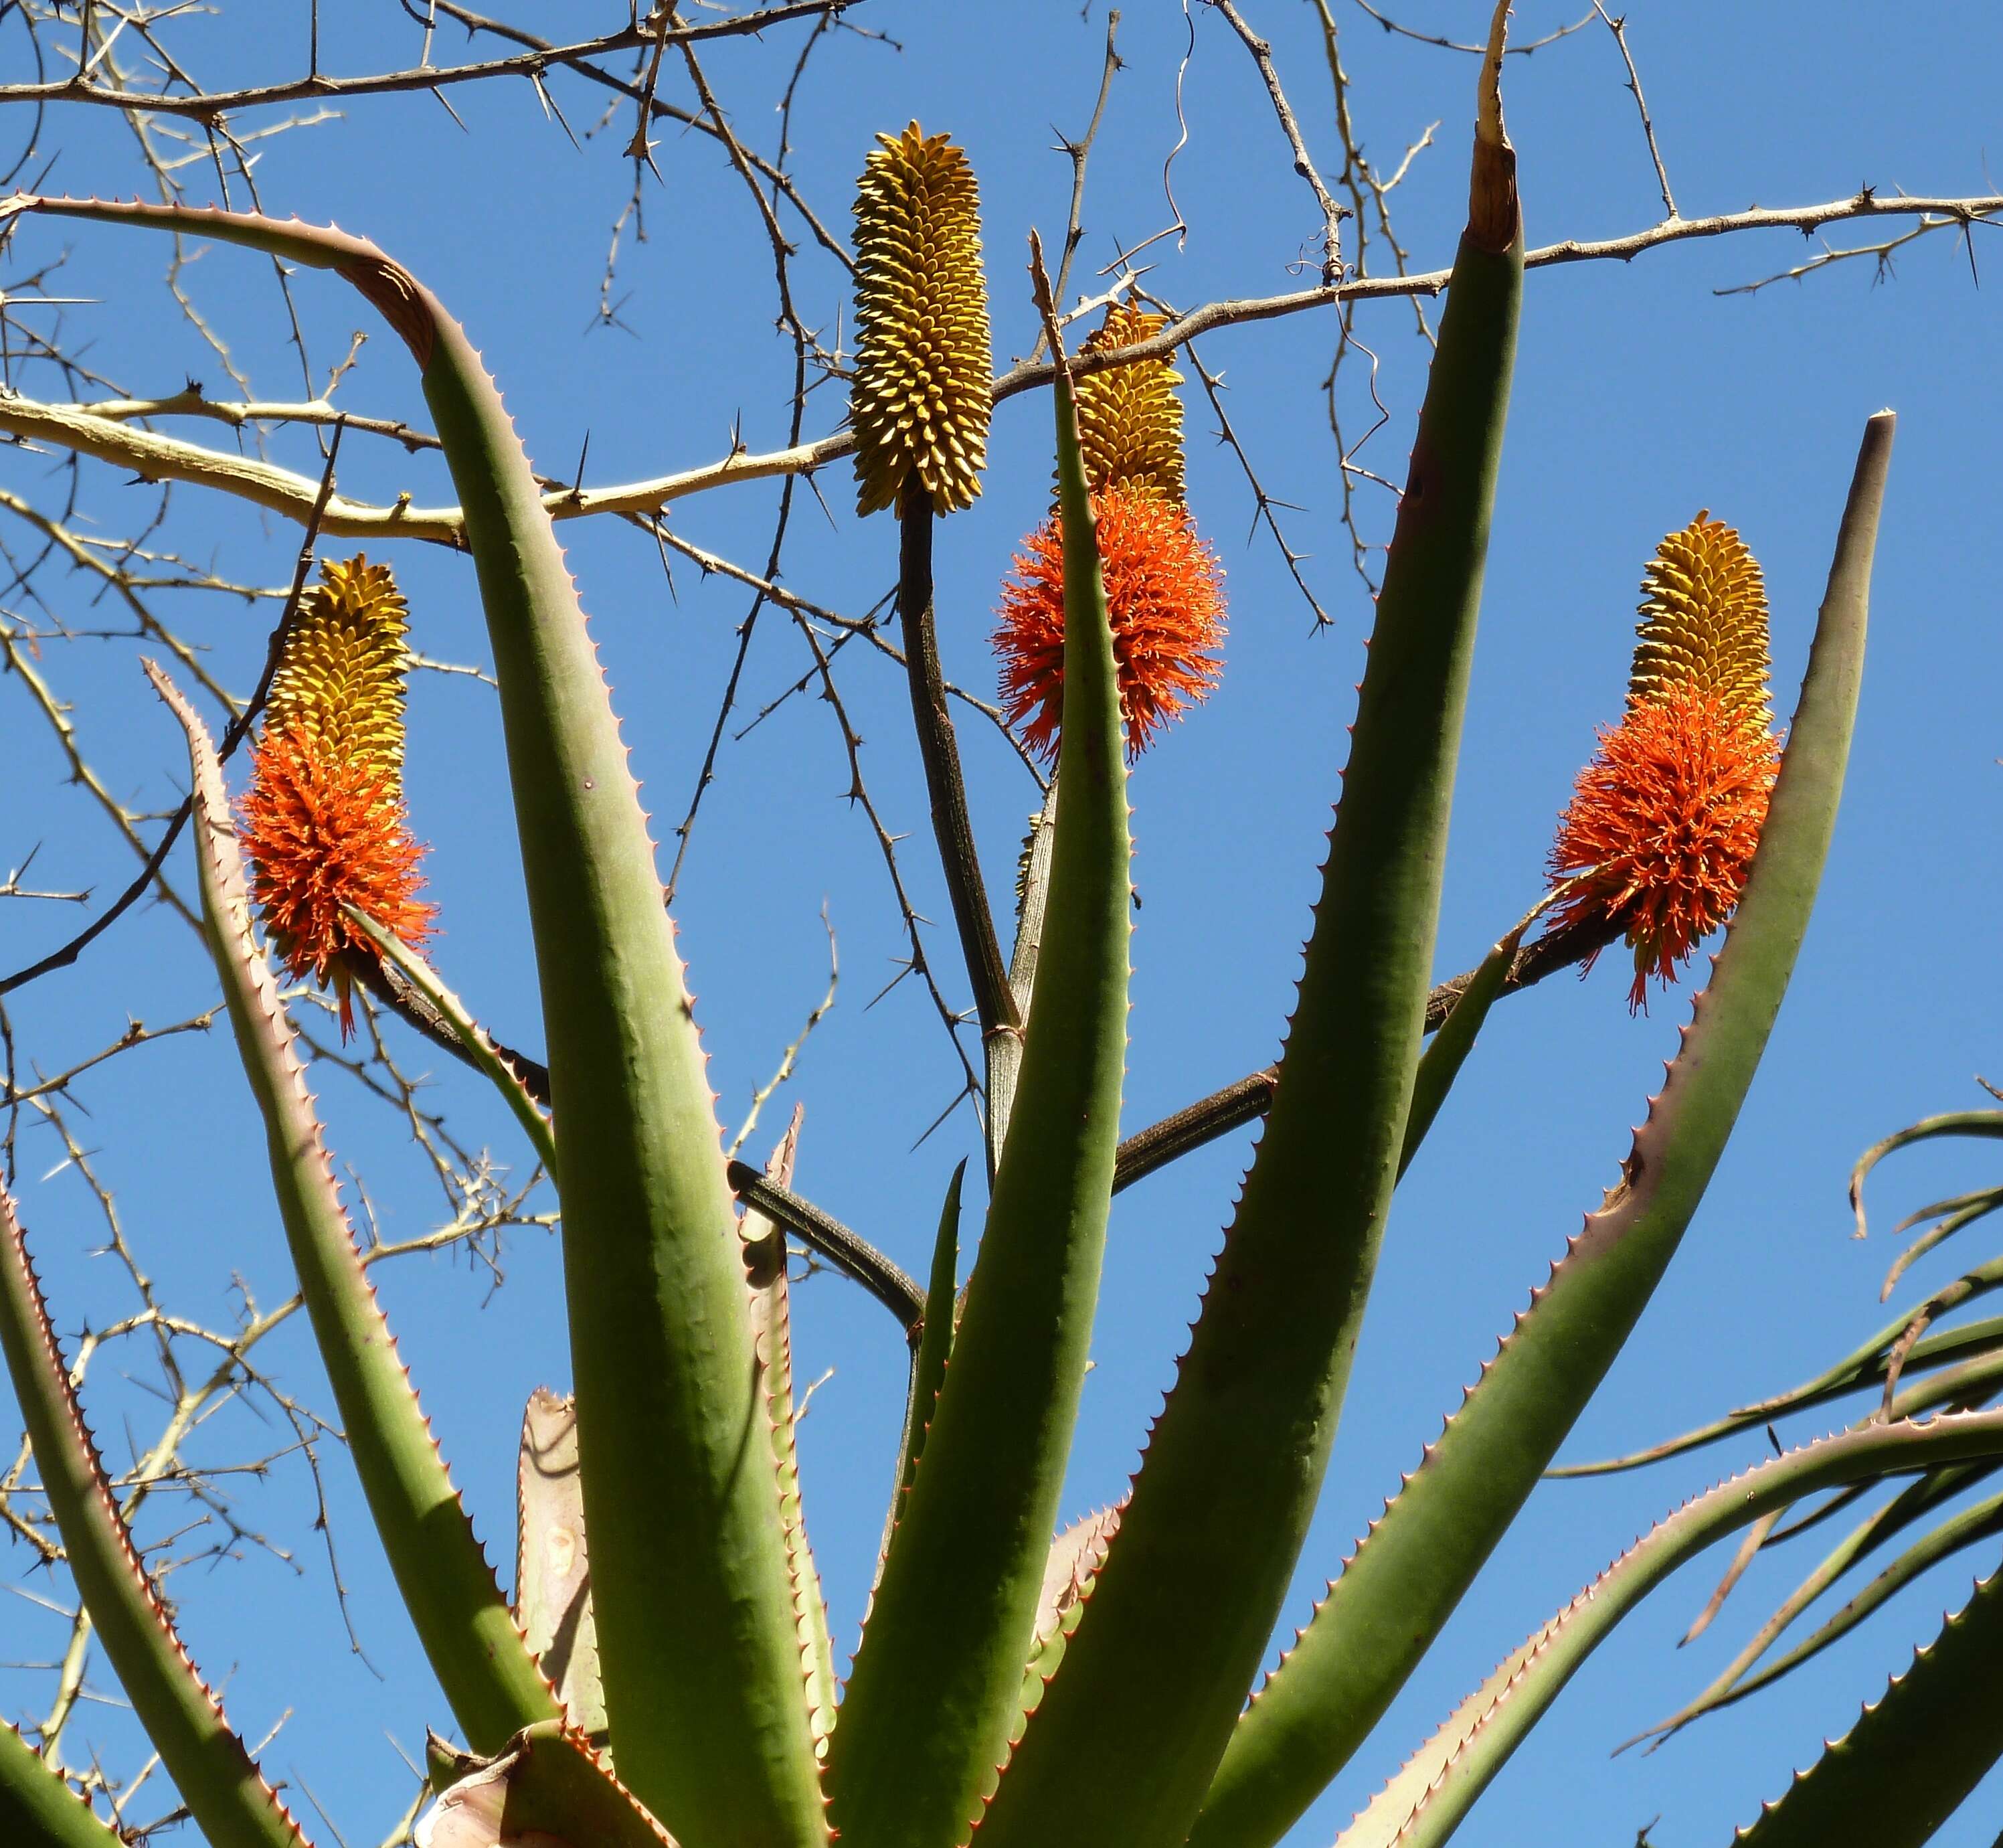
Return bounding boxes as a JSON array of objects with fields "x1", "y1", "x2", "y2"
[
  {"x1": 0, "y1": 1725, "x2": 127, "y2": 1848},
  {"x1": 741, "y1": 1111, "x2": 839, "y2": 1760},
  {"x1": 150, "y1": 663, "x2": 560, "y2": 1754},
  {"x1": 1189, "y1": 412, "x2": 1895, "y2": 1848},
  {"x1": 1749, "y1": 1487, "x2": 2003, "y2": 1705},
  {"x1": 1879, "y1": 1186, "x2": 2003, "y2": 1299},
  {"x1": 7, "y1": 195, "x2": 828, "y2": 1848},
  {"x1": 828, "y1": 250, "x2": 1132, "y2": 1848},
  {"x1": 1336, "y1": 1410, "x2": 2003, "y2": 1848},
  {"x1": 889, "y1": 1159, "x2": 968, "y2": 1536},
  {"x1": 1736, "y1": 1562, "x2": 2003, "y2": 1846},
  {"x1": 1635, "y1": 1466, "x2": 2003, "y2": 1747},
  {"x1": 1851, "y1": 1110, "x2": 2003, "y2": 1238},
  {"x1": 0, "y1": 1185, "x2": 309, "y2": 1848},
  {"x1": 1400, "y1": 884, "x2": 1573, "y2": 1182},
  {"x1": 977, "y1": 29, "x2": 1522, "y2": 1848},
  {"x1": 1554, "y1": 1296, "x2": 2003, "y2": 1479}
]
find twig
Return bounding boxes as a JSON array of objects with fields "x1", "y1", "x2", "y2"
[
  {"x1": 1348, "y1": 0, "x2": 1596, "y2": 55},
  {"x1": 1205, "y1": 0, "x2": 1348, "y2": 280},
  {"x1": 11, "y1": 191, "x2": 1998, "y2": 541},
  {"x1": 412, "y1": 0, "x2": 857, "y2": 274},
  {"x1": 727, "y1": 1163, "x2": 924, "y2": 1341},
  {"x1": 1593, "y1": 4, "x2": 1675, "y2": 219},
  {"x1": 1110, "y1": 913, "x2": 1623, "y2": 1190},
  {"x1": 729, "y1": 906, "x2": 839, "y2": 1159},
  {"x1": 0, "y1": 420, "x2": 347, "y2": 995},
  {"x1": 1177, "y1": 327, "x2": 1331, "y2": 626},
  {"x1": 359, "y1": 903, "x2": 928, "y2": 1333},
  {"x1": 1717, "y1": 206, "x2": 1982, "y2": 297},
  {"x1": 0, "y1": 1013, "x2": 217, "y2": 1107},
  {"x1": 1031, "y1": 9, "x2": 1124, "y2": 363},
  {"x1": 0, "y1": 845, "x2": 88, "y2": 903},
  {"x1": 0, "y1": 3, "x2": 851, "y2": 116}
]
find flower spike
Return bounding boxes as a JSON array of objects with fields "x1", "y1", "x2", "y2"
[
  {"x1": 995, "y1": 485, "x2": 1225, "y2": 762},
  {"x1": 850, "y1": 122, "x2": 993, "y2": 517},
  {"x1": 1073, "y1": 302, "x2": 1187, "y2": 506},
  {"x1": 238, "y1": 553, "x2": 435, "y2": 1033},
  {"x1": 1547, "y1": 513, "x2": 1781, "y2": 1009},
  {"x1": 1629, "y1": 509, "x2": 1773, "y2": 732}
]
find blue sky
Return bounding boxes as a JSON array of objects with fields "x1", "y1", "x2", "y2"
[{"x1": 3, "y1": 3, "x2": 2001, "y2": 1843}]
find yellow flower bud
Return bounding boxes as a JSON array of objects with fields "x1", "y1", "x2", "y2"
[
  {"x1": 851, "y1": 123, "x2": 992, "y2": 518},
  {"x1": 1628, "y1": 511, "x2": 1771, "y2": 734}
]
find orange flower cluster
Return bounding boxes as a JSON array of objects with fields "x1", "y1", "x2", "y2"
[
  {"x1": 1547, "y1": 685, "x2": 1779, "y2": 1009},
  {"x1": 994, "y1": 487, "x2": 1225, "y2": 763},
  {"x1": 238, "y1": 556, "x2": 434, "y2": 1035},
  {"x1": 994, "y1": 298, "x2": 1225, "y2": 764},
  {"x1": 1546, "y1": 514, "x2": 1780, "y2": 1010}
]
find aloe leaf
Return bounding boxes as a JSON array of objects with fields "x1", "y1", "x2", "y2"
[
  {"x1": 1735, "y1": 1564, "x2": 2003, "y2": 1847},
  {"x1": 988, "y1": 783, "x2": 1061, "y2": 1169},
  {"x1": 0, "y1": 1186, "x2": 309, "y2": 1848},
  {"x1": 1190, "y1": 411, "x2": 1895, "y2": 1848},
  {"x1": 342, "y1": 906, "x2": 557, "y2": 1181},
  {"x1": 11, "y1": 193, "x2": 827, "y2": 1847},
  {"x1": 827, "y1": 254, "x2": 1132, "y2": 1848},
  {"x1": 1553, "y1": 1296, "x2": 2003, "y2": 1479},
  {"x1": 740, "y1": 1110, "x2": 838, "y2": 1760},
  {"x1": 887, "y1": 1159, "x2": 966, "y2": 1536},
  {"x1": 1686, "y1": 1483, "x2": 2003, "y2": 1737},
  {"x1": 976, "y1": 29, "x2": 1522, "y2": 1848},
  {"x1": 0, "y1": 1719, "x2": 131, "y2": 1847},
  {"x1": 1850, "y1": 1110, "x2": 2003, "y2": 1237},
  {"x1": 1883, "y1": 1343, "x2": 2003, "y2": 1420},
  {"x1": 1635, "y1": 1463, "x2": 2003, "y2": 1746},
  {"x1": 1880, "y1": 1187, "x2": 2003, "y2": 1299},
  {"x1": 984, "y1": 1505, "x2": 1124, "y2": 1809},
  {"x1": 149, "y1": 663, "x2": 560, "y2": 1753},
  {"x1": 1333, "y1": 1410, "x2": 2003, "y2": 1848},
  {"x1": 423, "y1": 1723, "x2": 672, "y2": 1848},
  {"x1": 516, "y1": 1390, "x2": 605, "y2": 1741}
]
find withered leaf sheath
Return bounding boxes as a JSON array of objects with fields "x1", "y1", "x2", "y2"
[
  {"x1": 1628, "y1": 510, "x2": 1772, "y2": 732},
  {"x1": 851, "y1": 122, "x2": 992, "y2": 517},
  {"x1": 1073, "y1": 303, "x2": 1186, "y2": 505}
]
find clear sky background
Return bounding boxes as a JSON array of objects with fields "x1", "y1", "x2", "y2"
[{"x1": 3, "y1": 3, "x2": 2001, "y2": 1843}]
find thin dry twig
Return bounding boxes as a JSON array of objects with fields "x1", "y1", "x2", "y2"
[
  {"x1": 1204, "y1": 0, "x2": 1348, "y2": 280},
  {"x1": 11, "y1": 191, "x2": 1994, "y2": 543},
  {"x1": 1593, "y1": 3, "x2": 1676, "y2": 218}
]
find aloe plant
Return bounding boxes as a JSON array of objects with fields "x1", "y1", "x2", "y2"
[{"x1": 4, "y1": 9, "x2": 1999, "y2": 1846}]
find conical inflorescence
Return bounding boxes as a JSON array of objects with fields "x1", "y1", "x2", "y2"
[
  {"x1": 238, "y1": 555, "x2": 435, "y2": 1035},
  {"x1": 1547, "y1": 513, "x2": 1781, "y2": 1009},
  {"x1": 996, "y1": 491, "x2": 1225, "y2": 763},
  {"x1": 851, "y1": 122, "x2": 992, "y2": 518},
  {"x1": 996, "y1": 301, "x2": 1223, "y2": 762},
  {"x1": 1628, "y1": 509, "x2": 1773, "y2": 732},
  {"x1": 1073, "y1": 303, "x2": 1185, "y2": 506}
]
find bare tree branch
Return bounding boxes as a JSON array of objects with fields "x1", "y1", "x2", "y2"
[{"x1": 7, "y1": 189, "x2": 1993, "y2": 539}]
